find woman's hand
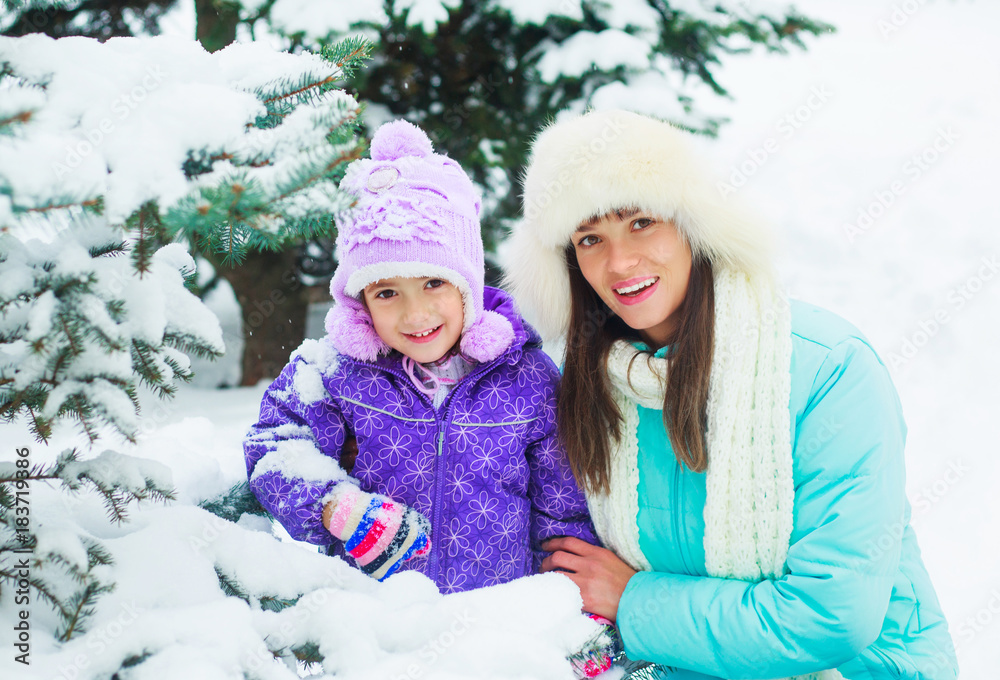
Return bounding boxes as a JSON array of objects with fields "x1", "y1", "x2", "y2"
[{"x1": 540, "y1": 536, "x2": 637, "y2": 623}]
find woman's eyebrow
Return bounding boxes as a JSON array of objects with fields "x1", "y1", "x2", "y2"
[{"x1": 577, "y1": 208, "x2": 641, "y2": 230}]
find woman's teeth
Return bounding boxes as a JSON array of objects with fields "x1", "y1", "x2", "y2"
[{"x1": 615, "y1": 277, "x2": 657, "y2": 295}]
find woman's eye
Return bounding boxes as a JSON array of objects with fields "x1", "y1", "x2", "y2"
[
  {"x1": 425, "y1": 279, "x2": 445, "y2": 289},
  {"x1": 577, "y1": 234, "x2": 599, "y2": 247}
]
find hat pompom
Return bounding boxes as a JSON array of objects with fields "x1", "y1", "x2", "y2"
[
  {"x1": 460, "y1": 309, "x2": 515, "y2": 363},
  {"x1": 370, "y1": 120, "x2": 434, "y2": 161},
  {"x1": 325, "y1": 299, "x2": 389, "y2": 362}
]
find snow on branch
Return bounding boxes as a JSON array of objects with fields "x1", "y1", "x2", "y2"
[
  {"x1": 0, "y1": 223, "x2": 225, "y2": 443},
  {"x1": 0, "y1": 33, "x2": 370, "y2": 263},
  {"x1": 523, "y1": 0, "x2": 829, "y2": 119},
  {"x1": 198, "y1": 481, "x2": 269, "y2": 523},
  {"x1": 0, "y1": 448, "x2": 175, "y2": 523},
  {"x1": 0, "y1": 446, "x2": 175, "y2": 640}
]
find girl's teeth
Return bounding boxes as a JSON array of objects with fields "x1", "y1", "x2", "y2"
[
  {"x1": 411, "y1": 327, "x2": 438, "y2": 337},
  {"x1": 615, "y1": 278, "x2": 657, "y2": 295}
]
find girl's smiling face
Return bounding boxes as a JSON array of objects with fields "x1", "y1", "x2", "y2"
[
  {"x1": 572, "y1": 209, "x2": 693, "y2": 348},
  {"x1": 363, "y1": 276, "x2": 465, "y2": 363}
]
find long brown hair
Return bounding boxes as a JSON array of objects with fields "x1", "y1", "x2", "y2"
[{"x1": 558, "y1": 244, "x2": 715, "y2": 494}]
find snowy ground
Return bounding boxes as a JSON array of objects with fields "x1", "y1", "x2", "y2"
[{"x1": 3, "y1": 1, "x2": 998, "y2": 678}]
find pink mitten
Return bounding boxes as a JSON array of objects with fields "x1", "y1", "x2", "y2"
[
  {"x1": 326, "y1": 484, "x2": 431, "y2": 581},
  {"x1": 568, "y1": 613, "x2": 621, "y2": 678}
]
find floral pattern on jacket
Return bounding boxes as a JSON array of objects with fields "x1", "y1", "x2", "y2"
[{"x1": 244, "y1": 286, "x2": 597, "y2": 592}]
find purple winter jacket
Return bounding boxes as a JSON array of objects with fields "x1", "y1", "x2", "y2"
[{"x1": 244, "y1": 287, "x2": 597, "y2": 593}]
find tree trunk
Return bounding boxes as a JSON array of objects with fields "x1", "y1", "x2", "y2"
[
  {"x1": 216, "y1": 249, "x2": 312, "y2": 386},
  {"x1": 195, "y1": 0, "x2": 239, "y2": 53},
  {"x1": 195, "y1": 0, "x2": 312, "y2": 387}
]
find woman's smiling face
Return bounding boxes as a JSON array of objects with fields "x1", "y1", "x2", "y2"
[{"x1": 572, "y1": 209, "x2": 693, "y2": 348}]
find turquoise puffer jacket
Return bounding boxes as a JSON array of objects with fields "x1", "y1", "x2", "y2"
[{"x1": 615, "y1": 301, "x2": 958, "y2": 679}]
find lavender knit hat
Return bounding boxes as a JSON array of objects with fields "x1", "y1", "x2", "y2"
[{"x1": 325, "y1": 120, "x2": 514, "y2": 363}]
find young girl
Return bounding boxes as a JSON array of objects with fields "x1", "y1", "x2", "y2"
[{"x1": 243, "y1": 120, "x2": 599, "y2": 595}]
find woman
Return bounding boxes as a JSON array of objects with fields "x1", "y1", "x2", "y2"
[{"x1": 503, "y1": 110, "x2": 957, "y2": 680}]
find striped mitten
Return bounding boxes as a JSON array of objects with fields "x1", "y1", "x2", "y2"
[
  {"x1": 325, "y1": 484, "x2": 431, "y2": 581},
  {"x1": 569, "y1": 613, "x2": 621, "y2": 678}
]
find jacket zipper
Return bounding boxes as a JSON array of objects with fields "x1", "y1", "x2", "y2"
[
  {"x1": 429, "y1": 417, "x2": 449, "y2": 580},
  {"x1": 426, "y1": 355, "x2": 510, "y2": 582}
]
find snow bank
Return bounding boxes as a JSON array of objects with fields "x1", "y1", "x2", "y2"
[{"x1": 1, "y1": 492, "x2": 598, "y2": 679}]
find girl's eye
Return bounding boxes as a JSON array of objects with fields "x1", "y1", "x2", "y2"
[
  {"x1": 632, "y1": 218, "x2": 654, "y2": 231},
  {"x1": 425, "y1": 279, "x2": 445, "y2": 289},
  {"x1": 374, "y1": 289, "x2": 396, "y2": 300},
  {"x1": 577, "y1": 234, "x2": 600, "y2": 247}
]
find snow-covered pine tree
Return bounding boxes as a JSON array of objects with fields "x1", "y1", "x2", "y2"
[
  {"x1": 1, "y1": 30, "x2": 371, "y2": 384},
  {"x1": 0, "y1": 30, "x2": 370, "y2": 431},
  {"x1": 0, "y1": 33, "x2": 375, "y2": 672}
]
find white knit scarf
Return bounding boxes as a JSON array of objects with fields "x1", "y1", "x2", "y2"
[{"x1": 586, "y1": 268, "x2": 842, "y2": 680}]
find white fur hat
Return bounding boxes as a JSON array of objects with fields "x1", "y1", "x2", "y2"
[{"x1": 502, "y1": 109, "x2": 775, "y2": 341}]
